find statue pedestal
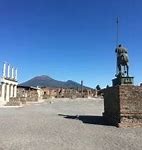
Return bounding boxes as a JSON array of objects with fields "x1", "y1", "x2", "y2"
[
  {"x1": 112, "y1": 76, "x2": 134, "y2": 86},
  {"x1": 103, "y1": 85, "x2": 142, "y2": 127}
]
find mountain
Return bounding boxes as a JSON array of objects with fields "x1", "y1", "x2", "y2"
[{"x1": 19, "y1": 75, "x2": 92, "y2": 89}]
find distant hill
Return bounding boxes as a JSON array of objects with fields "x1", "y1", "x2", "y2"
[{"x1": 19, "y1": 75, "x2": 92, "y2": 89}]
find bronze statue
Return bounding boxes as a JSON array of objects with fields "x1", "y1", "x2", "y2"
[{"x1": 115, "y1": 44, "x2": 129, "y2": 77}]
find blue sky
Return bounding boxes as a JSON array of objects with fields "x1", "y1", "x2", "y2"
[{"x1": 0, "y1": 0, "x2": 142, "y2": 88}]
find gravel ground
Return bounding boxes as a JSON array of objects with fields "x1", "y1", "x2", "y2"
[{"x1": 0, "y1": 98, "x2": 142, "y2": 150}]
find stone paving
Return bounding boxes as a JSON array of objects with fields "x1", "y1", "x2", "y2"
[{"x1": 0, "y1": 98, "x2": 142, "y2": 150}]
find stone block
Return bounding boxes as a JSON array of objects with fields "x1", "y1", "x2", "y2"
[{"x1": 103, "y1": 85, "x2": 142, "y2": 127}]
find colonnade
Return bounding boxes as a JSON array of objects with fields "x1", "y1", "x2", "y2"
[{"x1": 0, "y1": 63, "x2": 18, "y2": 102}]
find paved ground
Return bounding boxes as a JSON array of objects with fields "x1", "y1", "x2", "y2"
[{"x1": 0, "y1": 98, "x2": 142, "y2": 150}]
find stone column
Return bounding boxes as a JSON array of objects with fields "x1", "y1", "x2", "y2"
[
  {"x1": 1, "y1": 83, "x2": 6, "y2": 101},
  {"x1": 7, "y1": 64, "x2": 10, "y2": 78},
  {"x1": 10, "y1": 85, "x2": 14, "y2": 97},
  {"x1": 14, "y1": 85, "x2": 17, "y2": 97},
  {"x1": 3, "y1": 63, "x2": 6, "y2": 78},
  {"x1": 15, "y1": 69, "x2": 17, "y2": 81},
  {"x1": 12, "y1": 67, "x2": 14, "y2": 79},
  {"x1": 6, "y1": 84, "x2": 10, "y2": 102}
]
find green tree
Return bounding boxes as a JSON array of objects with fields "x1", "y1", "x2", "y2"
[
  {"x1": 106, "y1": 85, "x2": 109, "y2": 88},
  {"x1": 96, "y1": 85, "x2": 101, "y2": 91}
]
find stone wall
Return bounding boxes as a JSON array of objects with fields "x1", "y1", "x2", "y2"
[
  {"x1": 41, "y1": 87, "x2": 95, "y2": 98},
  {"x1": 5, "y1": 97, "x2": 21, "y2": 106},
  {"x1": 17, "y1": 87, "x2": 39, "y2": 102},
  {"x1": 103, "y1": 85, "x2": 142, "y2": 127},
  {"x1": 103, "y1": 86, "x2": 120, "y2": 125},
  {"x1": 119, "y1": 85, "x2": 142, "y2": 127}
]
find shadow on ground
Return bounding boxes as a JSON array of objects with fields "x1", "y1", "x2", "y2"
[{"x1": 58, "y1": 114, "x2": 114, "y2": 126}]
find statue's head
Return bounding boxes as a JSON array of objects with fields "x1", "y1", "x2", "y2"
[{"x1": 118, "y1": 44, "x2": 122, "y2": 47}]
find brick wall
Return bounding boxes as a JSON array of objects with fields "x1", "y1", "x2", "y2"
[
  {"x1": 119, "y1": 85, "x2": 142, "y2": 114},
  {"x1": 103, "y1": 85, "x2": 142, "y2": 127},
  {"x1": 17, "y1": 87, "x2": 39, "y2": 102},
  {"x1": 103, "y1": 86, "x2": 120, "y2": 125}
]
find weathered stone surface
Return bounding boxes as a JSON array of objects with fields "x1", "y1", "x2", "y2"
[
  {"x1": 103, "y1": 85, "x2": 142, "y2": 127},
  {"x1": 5, "y1": 97, "x2": 22, "y2": 106},
  {"x1": 17, "y1": 86, "x2": 40, "y2": 102}
]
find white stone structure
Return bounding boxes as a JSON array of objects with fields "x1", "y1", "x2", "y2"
[{"x1": 0, "y1": 62, "x2": 18, "y2": 105}]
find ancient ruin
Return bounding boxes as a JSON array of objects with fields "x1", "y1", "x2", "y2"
[{"x1": 0, "y1": 63, "x2": 18, "y2": 105}]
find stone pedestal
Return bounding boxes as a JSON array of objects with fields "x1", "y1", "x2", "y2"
[
  {"x1": 112, "y1": 76, "x2": 134, "y2": 86},
  {"x1": 103, "y1": 85, "x2": 142, "y2": 127}
]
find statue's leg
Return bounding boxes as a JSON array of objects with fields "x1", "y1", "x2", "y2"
[
  {"x1": 127, "y1": 65, "x2": 129, "y2": 76},
  {"x1": 124, "y1": 65, "x2": 127, "y2": 75},
  {"x1": 118, "y1": 65, "x2": 121, "y2": 76},
  {"x1": 124, "y1": 66, "x2": 126, "y2": 73}
]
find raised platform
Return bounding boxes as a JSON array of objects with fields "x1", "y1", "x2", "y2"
[
  {"x1": 103, "y1": 85, "x2": 142, "y2": 127},
  {"x1": 112, "y1": 76, "x2": 134, "y2": 86}
]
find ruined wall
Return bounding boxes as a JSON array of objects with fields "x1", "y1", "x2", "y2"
[
  {"x1": 17, "y1": 87, "x2": 39, "y2": 102},
  {"x1": 26, "y1": 89, "x2": 38, "y2": 102},
  {"x1": 103, "y1": 86, "x2": 120, "y2": 124},
  {"x1": 103, "y1": 85, "x2": 142, "y2": 127},
  {"x1": 119, "y1": 85, "x2": 142, "y2": 114},
  {"x1": 119, "y1": 85, "x2": 142, "y2": 127}
]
